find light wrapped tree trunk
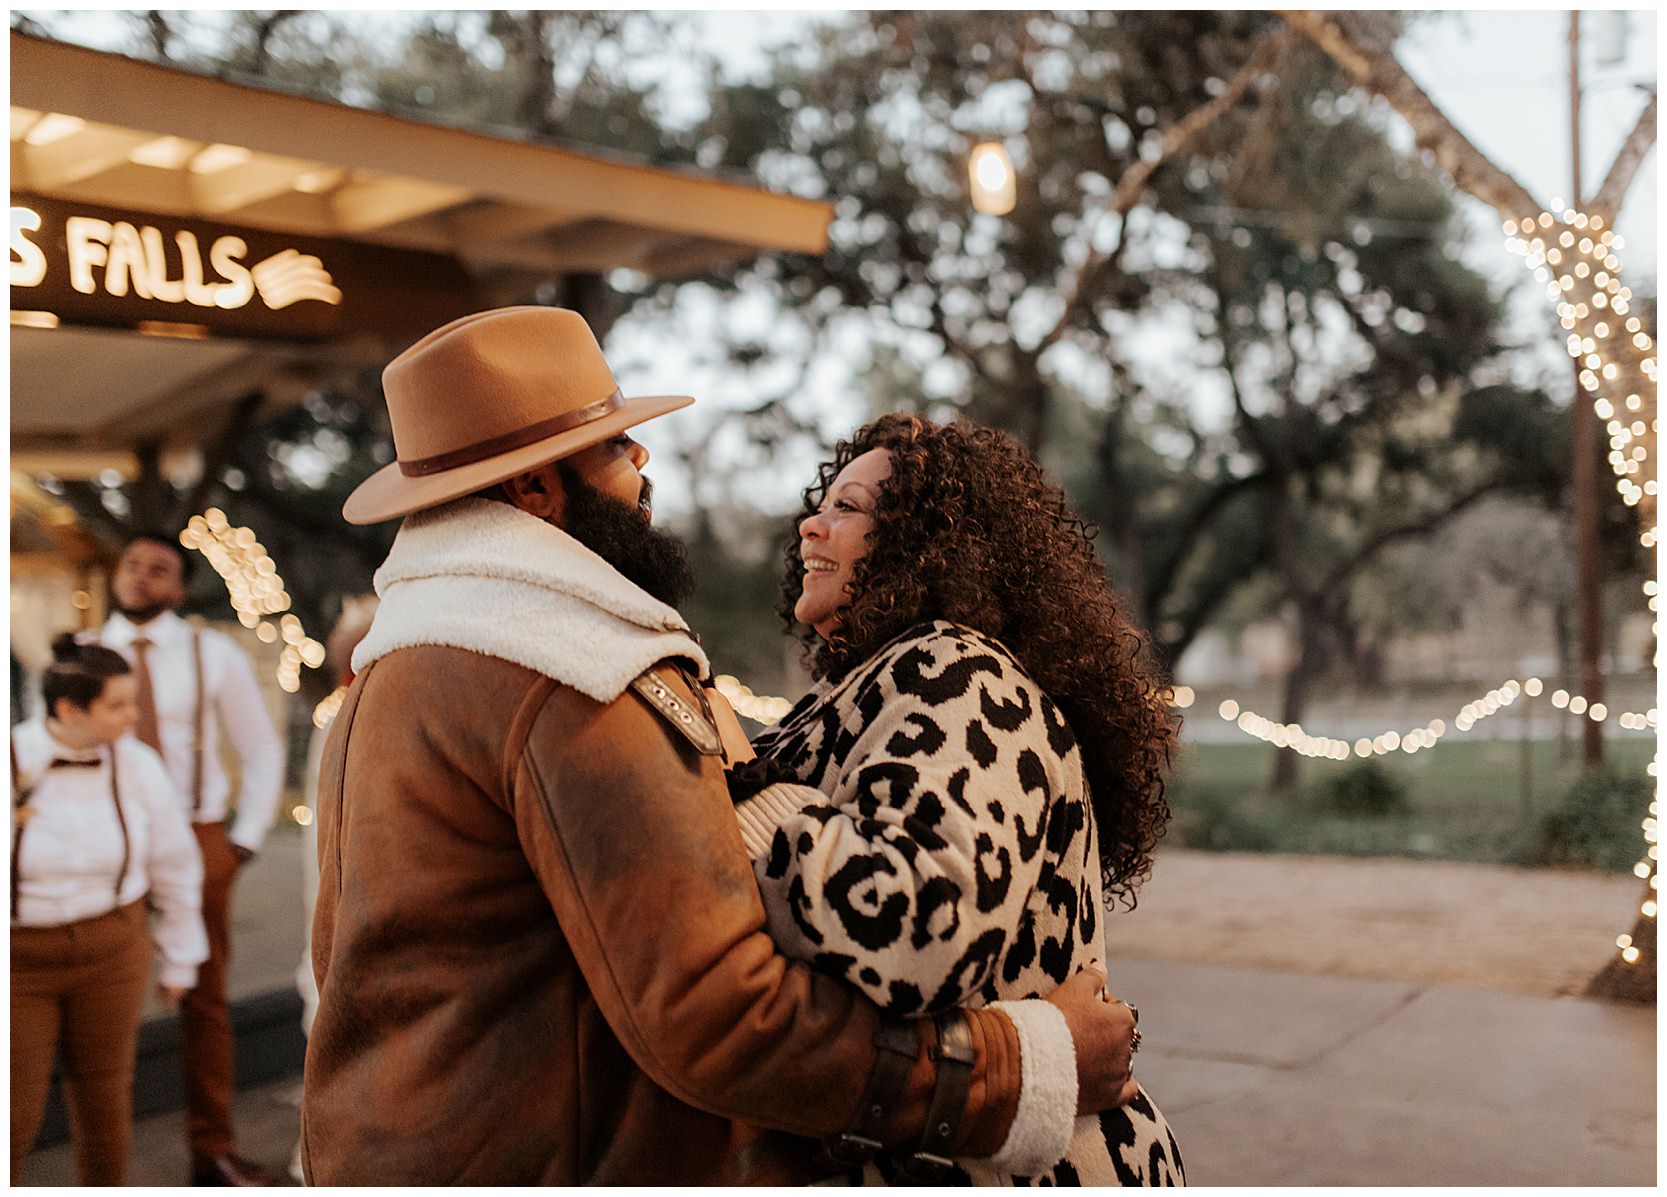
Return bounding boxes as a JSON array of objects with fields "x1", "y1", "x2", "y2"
[{"x1": 1283, "y1": 9, "x2": 1658, "y2": 1003}]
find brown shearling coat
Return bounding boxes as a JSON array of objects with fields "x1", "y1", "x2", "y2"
[{"x1": 301, "y1": 646, "x2": 1025, "y2": 1184}]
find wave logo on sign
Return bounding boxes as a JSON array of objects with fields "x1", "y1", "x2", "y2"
[
  {"x1": 250, "y1": 249, "x2": 342, "y2": 310},
  {"x1": 9, "y1": 206, "x2": 343, "y2": 312}
]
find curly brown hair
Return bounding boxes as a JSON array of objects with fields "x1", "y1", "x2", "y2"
[{"x1": 779, "y1": 414, "x2": 1178, "y2": 908}]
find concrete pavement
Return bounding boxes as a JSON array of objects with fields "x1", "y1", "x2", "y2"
[
  {"x1": 15, "y1": 833, "x2": 1657, "y2": 1186},
  {"x1": 21, "y1": 956, "x2": 1653, "y2": 1187},
  {"x1": 1116, "y1": 958, "x2": 1654, "y2": 1186}
]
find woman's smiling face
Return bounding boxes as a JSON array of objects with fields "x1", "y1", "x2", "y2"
[{"x1": 795, "y1": 448, "x2": 892, "y2": 639}]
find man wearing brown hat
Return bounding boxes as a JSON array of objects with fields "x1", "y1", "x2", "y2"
[{"x1": 301, "y1": 307, "x2": 1138, "y2": 1184}]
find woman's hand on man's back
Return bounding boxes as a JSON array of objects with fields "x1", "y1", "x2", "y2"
[{"x1": 1045, "y1": 964, "x2": 1142, "y2": 1113}]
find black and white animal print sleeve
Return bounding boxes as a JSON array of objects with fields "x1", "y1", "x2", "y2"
[{"x1": 745, "y1": 625, "x2": 1084, "y2": 1017}]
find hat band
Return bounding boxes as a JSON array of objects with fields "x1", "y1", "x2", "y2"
[{"x1": 397, "y1": 390, "x2": 626, "y2": 477}]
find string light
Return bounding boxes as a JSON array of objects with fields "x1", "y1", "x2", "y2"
[
  {"x1": 312, "y1": 685, "x2": 349, "y2": 729},
  {"x1": 1509, "y1": 210, "x2": 1658, "y2": 969},
  {"x1": 725, "y1": 662, "x2": 1661, "y2": 969},
  {"x1": 181, "y1": 509, "x2": 327, "y2": 694},
  {"x1": 1505, "y1": 210, "x2": 1656, "y2": 534},
  {"x1": 1193, "y1": 679, "x2": 1652, "y2": 754},
  {"x1": 712, "y1": 675, "x2": 794, "y2": 725},
  {"x1": 725, "y1": 667, "x2": 1654, "y2": 754}
]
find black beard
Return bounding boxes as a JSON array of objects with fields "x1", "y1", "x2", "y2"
[
  {"x1": 558, "y1": 467, "x2": 695, "y2": 609},
  {"x1": 113, "y1": 600, "x2": 172, "y2": 624}
]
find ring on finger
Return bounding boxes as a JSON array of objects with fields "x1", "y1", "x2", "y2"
[{"x1": 1130, "y1": 1026, "x2": 1143, "y2": 1054}]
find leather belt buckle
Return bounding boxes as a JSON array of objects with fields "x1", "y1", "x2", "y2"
[
  {"x1": 821, "y1": 1131, "x2": 882, "y2": 1168},
  {"x1": 897, "y1": 1149, "x2": 954, "y2": 1183}
]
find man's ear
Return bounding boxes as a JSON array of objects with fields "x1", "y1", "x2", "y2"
[{"x1": 500, "y1": 461, "x2": 568, "y2": 525}]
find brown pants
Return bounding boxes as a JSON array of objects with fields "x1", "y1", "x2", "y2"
[
  {"x1": 183, "y1": 821, "x2": 241, "y2": 1158},
  {"x1": 11, "y1": 901, "x2": 152, "y2": 1185}
]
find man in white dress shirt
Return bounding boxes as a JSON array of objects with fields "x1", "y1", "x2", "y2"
[{"x1": 96, "y1": 532, "x2": 285, "y2": 1187}]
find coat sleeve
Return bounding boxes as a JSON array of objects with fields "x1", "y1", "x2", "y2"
[
  {"x1": 131, "y1": 744, "x2": 209, "y2": 989},
  {"x1": 507, "y1": 674, "x2": 1027, "y2": 1157},
  {"x1": 741, "y1": 643, "x2": 1066, "y2": 1017},
  {"x1": 210, "y1": 632, "x2": 285, "y2": 853}
]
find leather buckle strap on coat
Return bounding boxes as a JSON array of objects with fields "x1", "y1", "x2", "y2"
[
  {"x1": 894, "y1": 1010, "x2": 977, "y2": 1182},
  {"x1": 628, "y1": 664, "x2": 722, "y2": 757},
  {"x1": 815, "y1": 1020, "x2": 919, "y2": 1170}
]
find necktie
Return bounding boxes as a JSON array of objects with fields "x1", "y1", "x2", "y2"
[
  {"x1": 132, "y1": 636, "x2": 164, "y2": 753},
  {"x1": 48, "y1": 757, "x2": 101, "y2": 770}
]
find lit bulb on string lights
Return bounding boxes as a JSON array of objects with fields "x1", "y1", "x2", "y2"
[
  {"x1": 181, "y1": 511, "x2": 326, "y2": 695},
  {"x1": 312, "y1": 686, "x2": 348, "y2": 730},
  {"x1": 711, "y1": 675, "x2": 796, "y2": 726}
]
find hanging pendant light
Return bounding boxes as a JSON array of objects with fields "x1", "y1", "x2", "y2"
[{"x1": 969, "y1": 142, "x2": 1016, "y2": 215}]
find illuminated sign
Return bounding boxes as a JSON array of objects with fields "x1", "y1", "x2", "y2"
[
  {"x1": 13, "y1": 204, "x2": 340, "y2": 312},
  {"x1": 9, "y1": 193, "x2": 476, "y2": 342}
]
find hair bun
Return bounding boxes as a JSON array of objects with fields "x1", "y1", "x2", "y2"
[{"x1": 50, "y1": 632, "x2": 83, "y2": 661}]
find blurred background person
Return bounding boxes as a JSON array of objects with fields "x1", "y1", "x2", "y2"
[
  {"x1": 95, "y1": 532, "x2": 285, "y2": 1186},
  {"x1": 11, "y1": 636, "x2": 208, "y2": 1184}
]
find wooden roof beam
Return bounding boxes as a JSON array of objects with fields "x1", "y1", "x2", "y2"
[
  {"x1": 11, "y1": 34, "x2": 832, "y2": 256},
  {"x1": 191, "y1": 152, "x2": 327, "y2": 216},
  {"x1": 15, "y1": 125, "x2": 149, "y2": 190},
  {"x1": 328, "y1": 174, "x2": 474, "y2": 235}
]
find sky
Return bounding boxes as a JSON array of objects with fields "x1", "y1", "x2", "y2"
[
  {"x1": 15, "y1": 8, "x2": 1661, "y2": 519},
  {"x1": 1402, "y1": 10, "x2": 1656, "y2": 259}
]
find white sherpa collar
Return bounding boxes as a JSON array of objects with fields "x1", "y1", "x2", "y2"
[{"x1": 352, "y1": 497, "x2": 708, "y2": 703}]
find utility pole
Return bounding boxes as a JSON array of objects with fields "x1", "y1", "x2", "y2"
[{"x1": 1570, "y1": 9, "x2": 1605, "y2": 769}]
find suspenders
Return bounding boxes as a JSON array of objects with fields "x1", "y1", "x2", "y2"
[
  {"x1": 11, "y1": 741, "x2": 32, "y2": 916},
  {"x1": 190, "y1": 625, "x2": 205, "y2": 813},
  {"x1": 10, "y1": 737, "x2": 132, "y2": 919}
]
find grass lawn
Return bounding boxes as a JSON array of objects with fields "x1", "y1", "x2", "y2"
[{"x1": 1164, "y1": 738, "x2": 1657, "y2": 868}]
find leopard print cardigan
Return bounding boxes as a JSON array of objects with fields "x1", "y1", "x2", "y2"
[{"x1": 743, "y1": 621, "x2": 1185, "y2": 1186}]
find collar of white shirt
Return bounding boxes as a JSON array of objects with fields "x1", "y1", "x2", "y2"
[
  {"x1": 102, "y1": 608, "x2": 188, "y2": 650},
  {"x1": 44, "y1": 724, "x2": 102, "y2": 763},
  {"x1": 13, "y1": 719, "x2": 106, "y2": 784}
]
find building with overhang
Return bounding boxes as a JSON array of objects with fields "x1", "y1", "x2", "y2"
[{"x1": 9, "y1": 30, "x2": 832, "y2": 672}]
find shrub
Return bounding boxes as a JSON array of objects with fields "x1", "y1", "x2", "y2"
[
  {"x1": 1315, "y1": 760, "x2": 1411, "y2": 817},
  {"x1": 1520, "y1": 768, "x2": 1652, "y2": 871},
  {"x1": 1168, "y1": 788, "x2": 1285, "y2": 853}
]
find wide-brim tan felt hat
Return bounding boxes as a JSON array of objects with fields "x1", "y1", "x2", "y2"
[{"x1": 343, "y1": 306, "x2": 693, "y2": 524}]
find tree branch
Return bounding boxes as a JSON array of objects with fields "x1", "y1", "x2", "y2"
[
  {"x1": 171, "y1": 391, "x2": 265, "y2": 529},
  {"x1": 1211, "y1": 283, "x2": 1286, "y2": 471},
  {"x1": 922, "y1": 292, "x2": 990, "y2": 383},
  {"x1": 248, "y1": 11, "x2": 301, "y2": 76},
  {"x1": 1279, "y1": 10, "x2": 1542, "y2": 221},
  {"x1": 1142, "y1": 469, "x2": 1274, "y2": 617},
  {"x1": 143, "y1": 10, "x2": 173, "y2": 61},
  {"x1": 1590, "y1": 91, "x2": 1658, "y2": 223},
  {"x1": 1037, "y1": 26, "x2": 1293, "y2": 352},
  {"x1": 1161, "y1": 521, "x2": 1276, "y2": 666},
  {"x1": 1319, "y1": 479, "x2": 1506, "y2": 596}
]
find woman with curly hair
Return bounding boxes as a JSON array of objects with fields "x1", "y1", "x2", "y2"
[{"x1": 729, "y1": 413, "x2": 1183, "y2": 1186}]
